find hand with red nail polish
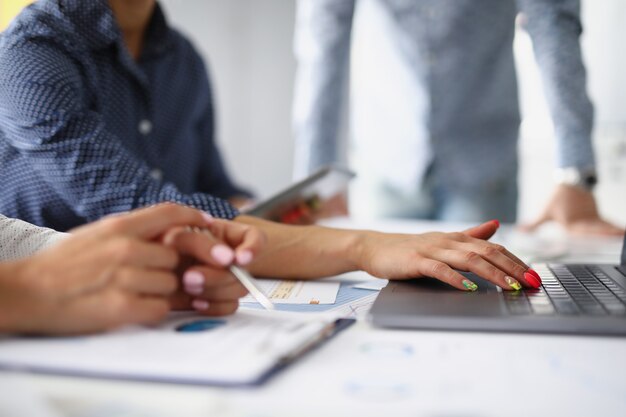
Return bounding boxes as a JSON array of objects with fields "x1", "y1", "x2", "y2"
[{"x1": 234, "y1": 217, "x2": 530, "y2": 293}]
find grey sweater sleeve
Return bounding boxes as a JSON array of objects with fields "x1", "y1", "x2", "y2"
[
  {"x1": 292, "y1": 0, "x2": 356, "y2": 179},
  {"x1": 0, "y1": 215, "x2": 68, "y2": 262},
  {"x1": 516, "y1": 0, "x2": 595, "y2": 170}
]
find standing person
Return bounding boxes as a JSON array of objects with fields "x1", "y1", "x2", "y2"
[
  {"x1": 0, "y1": 0, "x2": 251, "y2": 231},
  {"x1": 292, "y1": 0, "x2": 622, "y2": 235}
]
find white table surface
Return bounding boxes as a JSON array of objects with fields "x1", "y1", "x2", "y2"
[{"x1": 1, "y1": 219, "x2": 625, "y2": 417}]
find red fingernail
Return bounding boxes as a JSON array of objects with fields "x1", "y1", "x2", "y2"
[
  {"x1": 527, "y1": 268, "x2": 542, "y2": 283},
  {"x1": 491, "y1": 219, "x2": 500, "y2": 228},
  {"x1": 524, "y1": 272, "x2": 541, "y2": 289}
]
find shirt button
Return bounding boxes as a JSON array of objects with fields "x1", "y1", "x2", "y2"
[
  {"x1": 139, "y1": 119, "x2": 152, "y2": 135},
  {"x1": 150, "y1": 169, "x2": 163, "y2": 181}
]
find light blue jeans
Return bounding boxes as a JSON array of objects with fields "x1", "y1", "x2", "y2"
[{"x1": 349, "y1": 167, "x2": 518, "y2": 223}]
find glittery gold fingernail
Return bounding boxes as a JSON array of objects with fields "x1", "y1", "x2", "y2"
[
  {"x1": 462, "y1": 279, "x2": 478, "y2": 291},
  {"x1": 505, "y1": 276, "x2": 522, "y2": 291}
]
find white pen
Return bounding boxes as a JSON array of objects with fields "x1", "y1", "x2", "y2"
[{"x1": 229, "y1": 265, "x2": 275, "y2": 311}]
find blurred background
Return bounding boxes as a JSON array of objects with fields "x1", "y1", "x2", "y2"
[
  {"x1": 2, "y1": 0, "x2": 625, "y2": 226},
  {"x1": 160, "y1": 0, "x2": 626, "y2": 226}
]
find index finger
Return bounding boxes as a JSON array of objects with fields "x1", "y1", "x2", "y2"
[
  {"x1": 469, "y1": 236, "x2": 529, "y2": 271},
  {"x1": 444, "y1": 237, "x2": 529, "y2": 288},
  {"x1": 161, "y1": 226, "x2": 234, "y2": 268},
  {"x1": 208, "y1": 219, "x2": 266, "y2": 265},
  {"x1": 102, "y1": 203, "x2": 213, "y2": 239}
]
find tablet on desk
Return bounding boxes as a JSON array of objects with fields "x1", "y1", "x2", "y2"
[{"x1": 244, "y1": 165, "x2": 355, "y2": 224}]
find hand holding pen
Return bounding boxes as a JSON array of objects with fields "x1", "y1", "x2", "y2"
[{"x1": 161, "y1": 214, "x2": 273, "y2": 315}]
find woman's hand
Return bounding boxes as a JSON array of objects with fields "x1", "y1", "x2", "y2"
[
  {"x1": 357, "y1": 221, "x2": 534, "y2": 291},
  {"x1": 234, "y1": 216, "x2": 536, "y2": 291},
  {"x1": 163, "y1": 218, "x2": 266, "y2": 316},
  {"x1": 0, "y1": 204, "x2": 214, "y2": 335}
]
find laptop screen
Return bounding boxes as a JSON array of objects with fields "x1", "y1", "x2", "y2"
[{"x1": 622, "y1": 232, "x2": 626, "y2": 265}]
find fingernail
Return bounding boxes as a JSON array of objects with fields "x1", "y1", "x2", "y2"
[
  {"x1": 491, "y1": 219, "x2": 500, "y2": 228},
  {"x1": 236, "y1": 250, "x2": 253, "y2": 265},
  {"x1": 527, "y1": 268, "x2": 542, "y2": 283},
  {"x1": 183, "y1": 270, "x2": 204, "y2": 287},
  {"x1": 201, "y1": 212, "x2": 214, "y2": 224},
  {"x1": 505, "y1": 276, "x2": 522, "y2": 291},
  {"x1": 185, "y1": 285, "x2": 204, "y2": 295},
  {"x1": 524, "y1": 272, "x2": 541, "y2": 289},
  {"x1": 192, "y1": 299, "x2": 210, "y2": 311},
  {"x1": 211, "y1": 244, "x2": 234, "y2": 266},
  {"x1": 462, "y1": 279, "x2": 478, "y2": 291}
]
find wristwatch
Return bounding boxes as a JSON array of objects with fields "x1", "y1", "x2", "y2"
[{"x1": 554, "y1": 167, "x2": 598, "y2": 191}]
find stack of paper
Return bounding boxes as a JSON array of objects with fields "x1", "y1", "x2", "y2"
[{"x1": 0, "y1": 311, "x2": 351, "y2": 387}]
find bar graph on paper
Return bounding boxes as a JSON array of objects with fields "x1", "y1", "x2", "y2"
[
  {"x1": 240, "y1": 280, "x2": 340, "y2": 305},
  {"x1": 327, "y1": 292, "x2": 379, "y2": 318},
  {"x1": 241, "y1": 282, "x2": 379, "y2": 318}
]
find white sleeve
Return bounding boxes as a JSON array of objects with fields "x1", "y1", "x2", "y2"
[{"x1": 0, "y1": 214, "x2": 68, "y2": 262}]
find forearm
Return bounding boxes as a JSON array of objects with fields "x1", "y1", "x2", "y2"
[
  {"x1": 18, "y1": 134, "x2": 238, "y2": 223},
  {"x1": 233, "y1": 218, "x2": 536, "y2": 291},
  {"x1": 235, "y1": 215, "x2": 370, "y2": 279},
  {"x1": 0, "y1": 215, "x2": 68, "y2": 261},
  {"x1": 517, "y1": 0, "x2": 594, "y2": 169},
  {"x1": 292, "y1": 0, "x2": 356, "y2": 178},
  {"x1": 0, "y1": 260, "x2": 27, "y2": 333}
]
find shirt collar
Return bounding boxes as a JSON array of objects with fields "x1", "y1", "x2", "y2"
[
  {"x1": 58, "y1": 0, "x2": 174, "y2": 57},
  {"x1": 141, "y1": 3, "x2": 174, "y2": 58}
]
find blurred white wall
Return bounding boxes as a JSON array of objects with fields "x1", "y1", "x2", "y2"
[
  {"x1": 161, "y1": 0, "x2": 625, "y2": 225},
  {"x1": 160, "y1": 0, "x2": 296, "y2": 198}
]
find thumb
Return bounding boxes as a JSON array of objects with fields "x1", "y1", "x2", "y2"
[{"x1": 463, "y1": 220, "x2": 500, "y2": 240}]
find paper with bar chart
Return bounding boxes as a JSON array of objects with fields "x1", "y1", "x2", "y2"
[{"x1": 240, "y1": 279, "x2": 340, "y2": 305}]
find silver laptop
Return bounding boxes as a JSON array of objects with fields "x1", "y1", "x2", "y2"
[{"x1": 368, "y1": 234, "x2": 626, "y2": 336}]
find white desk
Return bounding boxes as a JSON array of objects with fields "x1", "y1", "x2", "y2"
[{"x1": 1, "y1": 219, "x2": 625, "y2": 417}]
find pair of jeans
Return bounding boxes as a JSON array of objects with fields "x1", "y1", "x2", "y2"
[{"x1": 348, "y1": 166, "x2": 518, "y2": 223}]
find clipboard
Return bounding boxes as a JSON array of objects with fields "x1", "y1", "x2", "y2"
[{"x1": 0, "y1": 311, "x2": 355, "y2": 387}]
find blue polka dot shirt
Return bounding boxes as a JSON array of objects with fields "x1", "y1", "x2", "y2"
[{"x1": 0, "y1": 0, "x2": 245, "y2": 231}]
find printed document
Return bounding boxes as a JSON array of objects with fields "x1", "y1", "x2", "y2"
[
  {"x1": 0, "y1": 311, "x2": 346, "y2": 386},
  {"x1": 240, "y1": 279, "x2": 340, "y2": 305}
]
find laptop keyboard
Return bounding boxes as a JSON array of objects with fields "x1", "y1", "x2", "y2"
[{"x1": 503, "y1": 264, "x2": 626, "y2": 316}]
